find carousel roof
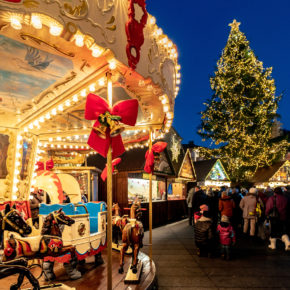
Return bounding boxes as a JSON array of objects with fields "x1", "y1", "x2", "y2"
[{"x1": 0, "y1": 0, "x2": 180, "y2": 145}]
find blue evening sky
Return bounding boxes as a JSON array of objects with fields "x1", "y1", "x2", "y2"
[{"x1": 147, "y1": 0, "x2": 290, "y2": 146}]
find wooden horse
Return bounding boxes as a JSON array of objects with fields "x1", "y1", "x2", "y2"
[
  {"x1": 0, "y1": 204, "x2": 39, "y2": 289},
  {"x1": 112, "y1": 203, "x2": 129, "y2": 245},
  {"x1": 3, "y1": 208, "x2": 75, "y2": 261},
  {"x1": 119, "y1": 202, "x2": 144, "y2": 274}
]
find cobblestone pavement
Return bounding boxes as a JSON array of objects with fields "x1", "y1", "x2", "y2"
[{"x1": 142, "y1": 219, "x2": 290, "y2": 290}]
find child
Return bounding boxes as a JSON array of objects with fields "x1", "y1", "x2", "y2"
[
  {"x1": 217, "y1": 215, "x2": 236, "y2": 260},
  {"x1": 194, "y1": 205, "x2": 214, "y2": 257}
]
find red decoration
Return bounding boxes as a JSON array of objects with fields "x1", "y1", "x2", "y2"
[
  {"x1": 144, "y1": 142, "x2": 167, "y2": 173},
  {"x1": 101, "y1": 158, "x2": 121, "y2": 181},
  {"x1": 36, "y1": 159, "x2": 54, "y2": 171},
  {"x1": 0, "y1": 201, "x2": 31, "y2": 220},
  {"x1": 3, "y1": 0, "x2": 22, "y2": 2},
  {"x1": 125, "y1": 0, "x2": 148, "y2": 69},
  {"x1": 85, "y1": 93, "x2": 138, "y2": 159}
]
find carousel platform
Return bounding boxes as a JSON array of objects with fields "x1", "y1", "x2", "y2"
[{"x1": 0, "y1": 249, "x2": 156, "y2": 290}]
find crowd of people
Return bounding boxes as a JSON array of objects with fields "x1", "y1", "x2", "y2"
[{"x1": 186, "y1": 182, "x2": 290, "y2": 260}]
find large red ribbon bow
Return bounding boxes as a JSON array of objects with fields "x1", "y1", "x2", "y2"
[
  {"x1": 144, "y1": 142, "x2": 167, "y2": 173},
  {"x1": 101, "y1": 158, "x2": 121, "y2": 181},
  {"x1": 36, "y1": 159, "x2": 54, "y2": 171},
  {"x1": 85, "y1": 93, "x2": 138, "y2": 159}
]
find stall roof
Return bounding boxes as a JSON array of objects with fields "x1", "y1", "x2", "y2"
[
  {"x1": 178, "y1": 149, "x2": 196, "y2": 180},
  {"x1": 251, "y1": 160, "x2": 287, "y2": 183},
  {"x1": 193, "y1": 159, "x2": 230, "y2": 182},
  {"x1": 87, "y1": 146, "x2": 175, "y2": 175}
]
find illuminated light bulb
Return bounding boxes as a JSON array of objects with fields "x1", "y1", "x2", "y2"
[
  {"x1": 81, "y1": 146, "x2": 84, "y2": 149},
  {"x1": 75, "y1": 34, "x2": 84, "y2": 47},
  {"x1": 176, "y1": 73, "x2": 181, "y2": 78},
  {"x1": 156, "y1": 28, "x2": 163, "y2": 36},
  {"x1": 51, "y1": 144, "x2": 54, "y2": 148},
  {"x1": 39, "y1": 116, "x2": 45, "y2": 123},
  {"x1": 15, "y1": 169, "x2": 20, "y2": 175},
  {"x1": 44, "y1": 144, "x2": 47, "y2": 148},
  {"x1": 17, "y1": 135, "x2": 22, "y2": 141},
  {"x1": 72, "y1": 95, "x2": 78, "y2": 102},
  {"x1": 51, "y1": 108, "x2": 57, "y2": 115},
  {"x1": 34, "y1": 120, "x2": 39, "y2": 126},
  {"x1": 12, "y1": 194, "x2": 17, "y2": 200},
  {"x1": 166, "y1": 122, "x2": 171, "y2": 128},
  {"x1": 45, "y1": 113, "x2": 51, "y2": 119},
  {"x1": 16, "y1": 152, "x2": 21, "y2": 158},
  {"x1": 17, "y1": 144, "x2": 22, "y2": 149},
  {"x1": 65, "y1": 100, "x2": 71, "y2": 107},
  {"x1": 108, "y1": 60, "x2": 116, "y2": 70},
  {"x1": 75, "y1": 135, "x2": 79, "y2": 140},
  {"x1": 168, "y1": 41, "x2": 173, "y2": 48},
  {"x1": 176, "y1": 64, "x2": 181, "y2": 70},
  {"x1": 57, "y1": 144, "x2": 61, "y2": 148},
  {"x1": 49, "y1": 137, "x2": 53, "y2": 142},
  {"x1": 80, "y1": 89, "x2": 86, "y2": 97},
  {"x1": 50, "y1": 24, "x2": 62, "y2": 36},
  {"x1": 84, "y1": 134, "x2": 88, "y2": 138},
  {"x1": 176, "y1": 79, "x2": 181, "y2": 85},
  {"x1": 29, "y1": 124, "x2": 33, "y2": 129},
  {"x1": 75, "y1": 145, "x2": 79, "y2": 149},
  {"x1": 162, "y1": 37, "x2": 168, "y2": 44},
  {"x1": 161, "y1": 98, "x2": 167, "y2": 105},
  {"x1": 98, "y1": 78, "x2": 105, "y2": 86},
  {"x1": 150, "y1": 16, "x2": 156, "y2": 25},
  {"x1": 58, "y1": 105, "x2": 63, "y2": 111},
  {"x1": 143, "y1": 129, "x2": 146, "y2": 133},
  {"x1": 92, "y1": 47, "x2": 103, "y2": 57},
  {"x1": 163, "y1": 105, "x2": 169, "y2": 112},
  {"x1": 165, "y1": 129, "x2": 169, "y2": 133},
  {"x1": 166, "y1": 112, "x2": 174, "y2": 119},
  {"x1": 176, "y1": 86, "x2": 180, "y2": 91},
  {"x1": 56, "y1": 136, "x2": 61, "y2": 141},
  {"x1": 14, "y1": 177, "x2": 19, "y2": 183},
  {"x1": 10, "y1": 16, "x2": 22, "y2": 30},
  {"x1": 70, "y1": 145, "x2": 73, "y2": 149},
  {"x1": 171, "y1": 48, "x2": 176, "y2": 54},
  {"x1": 64, "y1": 145, "x2": 67, "y2": 149},
  {"x1": 15, "y1": 161, "x2": 21, "y2": 167},
  {"x1": 31, "y1": 15, "x2": 42, "y2": 29},
  {"x1": 24, "y1": 127, "x2": 28, "y2": 132},
  {"x1": 89, "y1": 84, "x2": 95, "y2": 92}
]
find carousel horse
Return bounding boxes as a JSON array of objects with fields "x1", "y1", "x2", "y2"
[
  {"x1": 0, "y1": 204, "x2": 39, "y2": 290},
  {"x1": 112, "y1": 203, "x2": 129, "y2": 245},
  {"x1": 119, "y1": 202, "x2": 144, "y2": 274},
  {"x1": 3, "y1": 208, "x2": 80, "y2": 281}
]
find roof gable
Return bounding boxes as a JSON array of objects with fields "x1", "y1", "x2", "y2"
[{"x1": 178, "y1": 149, "x2": 196, "y2": 180}]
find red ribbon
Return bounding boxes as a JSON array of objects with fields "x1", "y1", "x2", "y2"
[
  {"x1": 85, "y1": 93, "x2": 138, "y2": 159},
  {"x1": 144, "y1": 142, "x2": 167, "y2": 173},
  {"x1": 36, "y1": 159, "x2": 54, "y2": 171},
  {"x1": 101, "y1": 158, "x2": 121, "y2": 181}
]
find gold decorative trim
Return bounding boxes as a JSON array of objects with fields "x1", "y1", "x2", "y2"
[
  {"x1": 0, "y1": 128, "x2": 16, "y2": 201},
  {"x1": 96, "y1": 0, "x2": 114, "y2": 15},
  {"x1": 63, "y1": 0, "x2": 89, "y2": 20},
  {"x1": 20, "y1": 33, "x2": 75, "y2": 57}
]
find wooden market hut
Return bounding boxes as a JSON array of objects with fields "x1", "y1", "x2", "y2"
[
  {"x1": 251, "y1": 160, "x2": 290, "y2": 188},
  {"x1": 193, "y1": 159, "x2": 231, "y2": 188}
]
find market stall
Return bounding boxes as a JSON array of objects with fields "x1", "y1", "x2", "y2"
[
  {"x1": 251, "y1": 160, "x2": 290, "y2": 188},
  {"x1": 0, "y1": 0, "x2": 180, "y2": 288},
  {"x1": 193, "y1": 159, "x2": 231, "y2": 188}
]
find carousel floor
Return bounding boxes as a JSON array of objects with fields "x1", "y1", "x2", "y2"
[{"x1": 0, "y1": 249, "x2": 156, "y2": 290}]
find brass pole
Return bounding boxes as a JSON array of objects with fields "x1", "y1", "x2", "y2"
[
  {"x1": 149, "y1": 128, "x2": 153, "y2": 261},
  {"x1": 106, "y1": 72, "x2": 113, "y2": 290}
]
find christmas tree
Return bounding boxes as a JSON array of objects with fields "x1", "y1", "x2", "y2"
[{"x1": 198, "y1": 20, "x2": 288, "y2": 182}]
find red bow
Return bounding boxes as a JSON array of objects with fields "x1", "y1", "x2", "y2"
[
  {"x1": 101, "y1": 158, "x2": 121, "y2": 181},
  {"x1": 144, "y1": 142, "x2": 167, "y2": 173},
  {"x1": 85, "y1": 93, "x2": 138, "y2": 159},
  {"x1": 36, "y1": 159, "x2": 54, "y2": 171}
]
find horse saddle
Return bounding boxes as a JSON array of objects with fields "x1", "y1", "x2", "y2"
[{"x1": 5, "y1": 231, "x2": 42, "y2": 252}]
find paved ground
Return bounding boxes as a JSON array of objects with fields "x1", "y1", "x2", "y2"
[{"x1": 142, "y1": 219, "x2": 290, "y2": 290}]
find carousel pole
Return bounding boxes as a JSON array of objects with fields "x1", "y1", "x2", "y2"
[
  {"x1": 106, "y1": 71, "x2": 113, "y2": 290},
  {"x1": 148, "y1": 128, "x2": 153, "y2": 262}
]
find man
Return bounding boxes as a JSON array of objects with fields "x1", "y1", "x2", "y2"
[
  {"x1": 192, "y1": 185, "x2": 207, "y2": 214},
  {"x1": 186, "y1": 182, "x2": 195, "y2": 226}
]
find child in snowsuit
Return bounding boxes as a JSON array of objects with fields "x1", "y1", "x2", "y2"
[
  {"x1": 217, "y1": 215, "x2": 236, "y2": 260},
  {"x1": 194, "y1": 205, "x2": 214, "y2": 257}
]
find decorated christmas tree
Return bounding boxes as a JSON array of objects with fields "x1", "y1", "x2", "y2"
[{"x1": 198, "y1": 20, "x2": 288, "y2": 182}]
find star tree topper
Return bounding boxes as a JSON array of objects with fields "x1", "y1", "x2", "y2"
[{"x1": 229, "y1": 19, "x2": 240, "y2": 31}]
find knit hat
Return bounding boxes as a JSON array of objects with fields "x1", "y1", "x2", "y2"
[
  {"x1": 200, "y1": 204, "x2": 209, "y2": 212},
  {"x1": 221, "y1": 215, "x2": 230, "y2": 223},
  {"x1": 249, "y1": 187, "x2": 257, "y2": 195}
]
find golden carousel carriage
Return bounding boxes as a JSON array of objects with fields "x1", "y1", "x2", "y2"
[{"x1": 0, "y1": 0, "x2": 180, "y2": 288}]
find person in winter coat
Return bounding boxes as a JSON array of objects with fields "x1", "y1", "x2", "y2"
[
  {"x1": 239, "y1": 187, "x2": 261, "y2": 236},
  {"x1": 217, "y1": 215, "x2": 236, "y2": 260},
  {"x1": 194, "y1": 205, "x2": 214, "y2": 257},
  {"x1": 192, "y1": 186, "x2": 207, "y2": 214},
  {"x1": 219, "y1": 191, "x2": 235, "y2": 219},
  {"x1": 266, "y1": 187, "x2": 290, "y2": 251},
  {"x1": 186, "y1": 182, "x2": 195, "y2": 226}
]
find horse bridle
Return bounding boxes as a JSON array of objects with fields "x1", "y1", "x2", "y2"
[
  {"x1": 1, "y1": 209, "x2": 24, "y2": 234},
  {"x1": 52, "y1": 212, "x2": 70, "y2": 225}
]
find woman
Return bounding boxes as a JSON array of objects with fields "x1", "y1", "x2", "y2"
[{"x1": 219, "y1": 191, "x2": 235, "y2": 220}]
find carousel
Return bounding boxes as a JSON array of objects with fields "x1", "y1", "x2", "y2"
[{"x1": 0, "y1": 0, "x2": 180, "y2": 289}]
